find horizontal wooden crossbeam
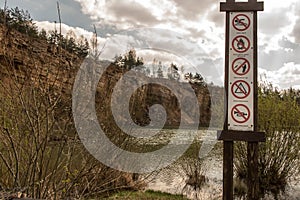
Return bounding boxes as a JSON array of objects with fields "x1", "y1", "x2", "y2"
[
  {"x1": 217, "y1": 130, "x2": 266, "y2": 142},
  {"x1": 220, "y1": 1, "x2": 264, "y2": 12}
]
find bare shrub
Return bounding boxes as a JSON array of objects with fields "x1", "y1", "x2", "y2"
[
  {"x1": 0, "y1": 29, "x2": 143, "y2": 199},
  {"x1": 235, "y1": 84, "x2": 300, "y2": 199}
]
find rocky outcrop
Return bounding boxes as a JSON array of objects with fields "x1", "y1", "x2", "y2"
[
  {"x1": 94, "y1": 64, "x2": 212, "y2": 128},
  {"x1": 0, "y1": 24, "x2": 222, "y2": 129},
  {"x1": 0, "y1": 25, "x2": 81, "y2": 95}
]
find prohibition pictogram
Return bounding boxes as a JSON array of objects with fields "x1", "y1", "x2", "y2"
[
  {"x1": 231, "y1": 80, "x2": 251, "y2": 99},
  {"x1": 232, "y1": 35, "x2": 250, "y2": 53},
  {"x1": 232, "y1": 14, "x2": 251, "y2": 31},
  {"x1": 231, "y1": 104, "x2": 250, "y2": 123},
  {"x1": 232, "y1": 58, "x2": 250, "y2": 76}
]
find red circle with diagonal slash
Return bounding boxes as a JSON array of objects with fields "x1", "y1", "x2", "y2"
[
  {"x1": 231, "y1": 80, "x2": 251, "y2": 99},
  {"x1": 232, "y1": 35, "x2": 250, "y2": 53},
  {"x1": 231, "y1": 104, "x2": 250, "y2": 123},
  {"x1": 232, "y1": 58, "x2": 250, "y2": 76},
  {"x1": 232, "y1": 14, "x2": 251, "y2": 31}
]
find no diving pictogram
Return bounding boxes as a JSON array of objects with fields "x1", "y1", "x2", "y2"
[
  {"x1": 232, "y1": 35, "x2": 250, "y2": 53},
  {"x1": 231, "y1": 104, "x2": 250, "y2": 123},
  {"x1": 231, "y1": 80, "x2": 251, "y2": 99},
  {"x1": 232, "y1": 14, "x2": 250, "y2": 31},
  {"x1": 232, "y1": 58, "x2": 250, "y2": 76}
]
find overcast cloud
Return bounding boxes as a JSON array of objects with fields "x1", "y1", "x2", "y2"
[{"x1": 4, "y1": 0, "x2": 300, "y2": 88}]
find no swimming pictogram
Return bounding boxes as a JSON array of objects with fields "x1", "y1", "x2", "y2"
[
  {"x1": 232, "y1": 14, "x2": 251, "y2": 31},
  {"x1": 231, "y1": 80, "x2": 251, "y2": 99},
  {"x1": 232, "y1": 35, "x2": 250, "y2": 53},
  {"x1": 232, "y1": 58, "x2": 250, "y2": 76},
  {"x1": 231, "y1": 104, "x2": 250, "y2": 123}
]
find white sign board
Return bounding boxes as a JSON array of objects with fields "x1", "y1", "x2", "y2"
[{"x1": 228, "y1": 12, "x2": 254, "y2": 131}]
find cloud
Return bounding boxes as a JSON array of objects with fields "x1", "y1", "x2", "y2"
[
  {"x1": 34, "y1": 21, "x2": 106, "y2": 46},
  {"x1": 6, "y1": 0, "x2": 300, "y2": 89},
  {"x1": 207, "y1": 5, "x2": 224, "y2": 28},
  {"x1": 259, "y1": 37, "x2": 300, "y2": 72},
  {"x1": 107, "y1": 0, "x2": 159, "y2": 26},
  {"x1": 259, "y1": 62, "x2": 300, "y2": 89},
  {"x1": 97, "y1": 27, "x2": 222, "y2": 85},
  {"x1": 74, "y1": 0, "x2": 170, "y2": 28},
  {"x1": 259, "y1": 8, "x2": 291, "y2": 35},
  {"x1": 291, "y1": 19, "x2": 300, "y2": 44},
  {"x1": 73, "y1": 0, "x2": 219, "y2": 34},
  {"x1": 7, "y1": 0, "x2": 95, "y2": 32},
  {"x1": 172, "y1": 0, "x2": 213, "y2": 20},
  {"x1": 291, "y1": 1, "x2": 300, "y2": 43}
]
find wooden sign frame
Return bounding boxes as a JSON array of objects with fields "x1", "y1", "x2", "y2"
[{"x1": 217, "y1": 1, "x2": 265, "y2": 200}]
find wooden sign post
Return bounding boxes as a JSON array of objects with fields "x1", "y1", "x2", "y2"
[{"x1": 218, "y1": 0, "x2": 265, "y2": 199}]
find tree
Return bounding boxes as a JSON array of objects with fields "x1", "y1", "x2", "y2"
[
  {"x1": 151, "y1": 58, "x2": 157, "y2": 77},
  {"x1": 48, "y1": 30, "x2": 59, "y2": 45},
  {"x1": 38, "y1": 28, "x2": 48, "y2": 40},
  {"x1": 167, "y1": 63, "x2": 180, "y2": 81},
  {"x1": 184, "y1": 72, "x2": 205, "y2": 86},
  {"x1": 180, "y1": 65, "x2": 185, "y2": 80},
  {"x1": 113, "y1": 49, "x2": 144, "y2": 70},
  {"x1": 76, "y1": 35, "x2": 89, "y2": 57},
  {"x1": 4, "y1": 7, "x2": 38, "y2": 37},
  {"x1": 156, "y1": 61, "x2": 164, "y2": 78}
]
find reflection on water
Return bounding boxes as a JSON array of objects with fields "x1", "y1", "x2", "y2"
[{"x1": 139, "y1": 129, "x2": 300, "y2": 200}]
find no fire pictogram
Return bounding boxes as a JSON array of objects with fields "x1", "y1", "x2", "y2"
[
  {"x1": 232, "y1": 58, "x2": 250, "y2": 76},
  {"x1": 231, "y1": 80, "x2": 251, "y2": 99},
  {"x1": 232, "y1": 14, "x2": 251, "y2": 31},
  {"x1": 231, "y1": 104, "x2": 250, "y2": 123},
  {"x1": 232, "y1": 35, "x2": 250, "y2": 53}
]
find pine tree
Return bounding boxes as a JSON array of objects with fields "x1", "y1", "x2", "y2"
[{"x1": 156, "y1": 61, "x2": 164, "y2": 78}]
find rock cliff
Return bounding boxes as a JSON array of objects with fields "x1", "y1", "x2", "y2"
[{"x1": 0, "y1": 25, "x2": 223, "y2": 130}]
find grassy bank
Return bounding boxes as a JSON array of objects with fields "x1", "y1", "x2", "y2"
[{"x1": 105, "y1": 190, "x2": 189, "y2": 200}]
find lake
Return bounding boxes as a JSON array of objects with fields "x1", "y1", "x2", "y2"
[{"x1": 129, "y1": 129, "x2": 300, "y2": 200}]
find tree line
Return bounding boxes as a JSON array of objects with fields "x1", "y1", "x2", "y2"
[
  {"x1": 113, "y1": 49, "x2": 207, "y2": 86},
  {"x1": 0, "y1": 6, "x2": 89, "y2": 58}
]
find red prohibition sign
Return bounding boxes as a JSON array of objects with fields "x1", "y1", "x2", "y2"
[
  {"x1": 232, "y1": 58, "x2": 250, "y2": 76},
  {"x1": 232, "y1": 35, "x2": 250, "y2": 53},
  {"x1": 231, "y1": 104, "x2": 250, "y2": 123},
  {"x1": 232, "y1": 14, "x2": 250, "y2": 31},
  {"x1": 231, "y1": 80, "x2": 251, "y2": 99}
]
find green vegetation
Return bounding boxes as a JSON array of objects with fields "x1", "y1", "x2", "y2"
[
  {"x1": 184, "y1": 72, "x2": 206, "y2": 86},
  {"x1": 0, "y1": 6, "x2": 89, "y2": 57},
  {"x1": 114, "y1": 49, "x2": 144, "y2": 70},
  {"x1": 0, "y1": 26, "x2": 141, "y2": 199},
  {"x1": 235, "y1": 84, "x2": 300, "y2": 199},
  {"x1": 0, "y1": 7, "x2": 38, "y2": 37},
  {"x1": 106, "y1": 190, "x2": 189, "y2": 200},
  {"x1": 0, "y1": 72, "x2": 143, "y2": 199},
  {"x1": 0, "y1": 5, "x2": 299, "y2": 200}
]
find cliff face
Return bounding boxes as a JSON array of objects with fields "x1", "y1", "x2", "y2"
[
  {"x1": 93, "y1": 63, "x2": 212, "y2": 128},
  {"x1": 0, "y1": 25, "x2": 222, "y2": 129},
  {"x1": 0, "y1": 25, "x2": 81, "y2": 94}
]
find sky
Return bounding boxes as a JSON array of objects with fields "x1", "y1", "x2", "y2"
[{"x1": 3, "y1": 0, "x2": 300, "y2": 89}]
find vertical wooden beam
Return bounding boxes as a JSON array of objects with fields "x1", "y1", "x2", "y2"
[
  {"x1": 223, "y1": 11, "x2": 234, "y2": 200},
  {"x1": 224, "y1": 142, "x2": 234, "y2": 200},
  {"x1": 247, "y1": 11, "x2": 260, "y2": 200},
  {"x1": 247, "y1": 142, "x2": 259, "y2": 199}
]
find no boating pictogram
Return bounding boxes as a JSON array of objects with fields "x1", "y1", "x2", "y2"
[
  {"x1": 231, "y1": 80, "x2": 251, "y2": 99},
  {"x1": 232, "y1": 14, "x2": 251, "y2": 31},
  {"x1": 231, "y1": 104, "x2": 250, "y2": 123},
  {"x1": 232, "y1": 58, "x2": 250, "y2": 76},
  {"x1": 232, "y1": 35, "x2": 250, "y2": 53}
]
